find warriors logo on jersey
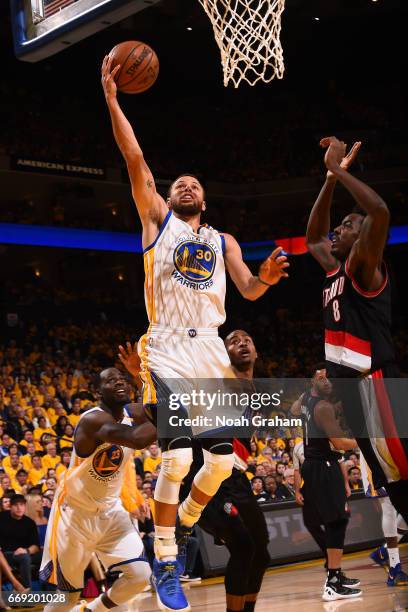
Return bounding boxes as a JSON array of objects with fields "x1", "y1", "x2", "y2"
[
  {"x1": 173, "y1": 240, "x2": 216, "y2": 284},
  {"x1": 92, "y1": 444, "x2": 124, "y2": 478}
]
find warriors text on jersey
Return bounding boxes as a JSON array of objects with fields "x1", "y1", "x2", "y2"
[
  {"x1": 323, "y1": 259, "x2": 394, "y2": 376},
  {"x1": 62, "y1": 406, "x2": 134, "y2": 512},
  {"x1": 143, "y1": 211, "x2": 226, "y2": 329}
]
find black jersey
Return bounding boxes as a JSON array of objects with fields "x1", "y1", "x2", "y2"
[
  {"x1": 301, "y1": 391, "x2": 341, "y2": 461},
  {"x1": 323, "y1": 259, "x2": 395, "y2": 377}
]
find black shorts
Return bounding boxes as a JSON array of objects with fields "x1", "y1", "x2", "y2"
[
  {"x1": 199, "y1": 468, "x2": 270, "y2": 548},
  {"x1": 301, "y1": 458, "x2": 350, "y2": 524}
]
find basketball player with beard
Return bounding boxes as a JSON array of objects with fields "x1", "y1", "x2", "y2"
[
  {"x1": 102, "y1": 56, "x2": 289, "y2": 612},
  {"x1": 306, "y1": 137, "x2": 408, "y2": 525}
]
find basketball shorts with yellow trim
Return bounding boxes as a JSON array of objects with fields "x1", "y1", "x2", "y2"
[
  {"x1": 138, "y1": 326, "x2": 235, "y2": 427},
  {"x1": 40, "y1": 494, "x2": 145, "y2": 591}
]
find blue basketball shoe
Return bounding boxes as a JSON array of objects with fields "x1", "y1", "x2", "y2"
[
  {"x1": 387, "y1": 563, "x2": 408, "y2": 586},
  {"x1": 152, "y1": 559, "x2": 190, "y2": 612},
  {"x1": 370, "y1": 545, "x2": 389, "y2": 567}
]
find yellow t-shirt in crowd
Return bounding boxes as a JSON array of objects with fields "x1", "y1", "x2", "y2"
[
  {"x1": 143, "y1": 456, "x2": 161, "y2": 473},
  {"x1": 59, "y1": 436, "x2": 74, "y2": 450},
  {"x1": 21, "y1": 454, "x2": 35, "y2": 471},
  {"x1": 28, "y1": 468, "x2": 47, "y2": 487},
  {"x1": 68, "y1": 413, "x2": 81, "y2": 428},
  {"x1": 33, "y1": 427, "x2": 54, "y2": 442},
  {"x1": 42, "y1": 455, "x2": 61, "y2": 471}
]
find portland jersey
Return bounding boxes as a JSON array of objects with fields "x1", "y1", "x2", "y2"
[
  {"x1": 323, "y1": 259, "x2": 394, "y2": 377},
  {"x1": 143, "y1": 211, "x2": 226, "y2": 329},
  {"x1": 62, "y1": 407, "x2": 133, "y2": 512},
  {"x1": 301, "y1": 391, "x2": 341, "y2": 461}
]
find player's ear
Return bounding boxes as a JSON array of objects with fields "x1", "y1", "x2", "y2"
[
  {"x1": 202, "y1": 201, "x2": 206, "y2": 212},
  {"x1": 166, "y1": 197, "x2": 172, "y2": 209}
]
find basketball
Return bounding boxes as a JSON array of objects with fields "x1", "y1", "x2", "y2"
[{"x1": 109, "y1": 41, "x2": 159, "y2": 94}]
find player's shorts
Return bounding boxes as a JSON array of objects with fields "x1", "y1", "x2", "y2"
[
  {"x1": 199, "y1": 468, "x2": 270, "y2": 554},
  {"x1": 40, "y1": 492, "x2": 145, "y2": 591},
  {"x1": 333, "y1": 363, "x2": 408, "y2": 488},
  {"x1": 301, "y1": 457, "x2": 350, "y2": 524},
  {"x1": 138, "y1": 325, "x2": 235, "y2": 435}
]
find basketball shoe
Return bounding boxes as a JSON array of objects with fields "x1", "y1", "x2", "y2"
[
  {"x1": 322, "y1": 573, "x2": 362, "y2": 601},
  {"x1": 152, "y1": 559, "x2": 190, "y2": 612},
  {"x1": 387, "y1": 563, "x2": 408, "y2": 586},
  {"x1": 370, "y1": 544, "x2": 389, "y2": 566}
]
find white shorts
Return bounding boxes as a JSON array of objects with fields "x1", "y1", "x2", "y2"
[
  {"x1": 139, "y1": 326, "x2": 235, "y2": 428},
  {"x1": 40, "y1": 494, "x2": 145, "y2": 591}
]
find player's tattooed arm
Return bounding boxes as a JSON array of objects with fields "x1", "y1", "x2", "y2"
[
  {"x1": 223, "y1": 234, "x2": 289, "y2": 300},
  {"x1": 101, "y1": 55, "x2": 167, "y2": 232},
  {"x1": 307, "y1": 139, "x2": 361, "y2": 272}
]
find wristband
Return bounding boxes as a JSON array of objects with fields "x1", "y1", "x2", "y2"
[{"x1": 257, "y1": 276, "x2": 273, "y2": 287}]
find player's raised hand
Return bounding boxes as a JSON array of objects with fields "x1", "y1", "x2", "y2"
[
  {"x1": 101, "y1": 54, "x2": 121, "y2": 101},
  {"x1": 118, "y1": 341, "x2": 141, "y2": 377},
  {"x1": 320, "y1": 136, "x2": 346, "y2": 173},
  {"x1": 258, "y1": 247, "x2": 289, "y2": 286},
  {"x1": 326, "y1": 140, "x2": 362, "y2": 180}
]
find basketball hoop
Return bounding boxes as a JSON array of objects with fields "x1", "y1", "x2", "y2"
[{"x1": 198, "y1": 0, "x2": 286, "y2": 88}]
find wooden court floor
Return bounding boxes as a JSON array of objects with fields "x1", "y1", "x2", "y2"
[
  {"x1": 14, "y1": 545, "x2": 408, "y2": 611},
  {"x1": 128, "y1": 544, "x2": 408, "y2": 612}
]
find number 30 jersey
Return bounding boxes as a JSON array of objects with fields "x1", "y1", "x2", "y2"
[
  {"x1": 323, "y1": 259, "x2": 395, "y2": 377},
  {"x1": 143, "y1": 211, "x2": 226, "y2": 329}
]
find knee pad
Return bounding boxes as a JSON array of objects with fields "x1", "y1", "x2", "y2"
[
  {"x1": 326, "y1": 519, "x2": 348, "y2": 550},
  {"x1": 193, "y1": 449, "x2": 235, "y2": 497},
  {"x1": 154, "y1": 447, "x2": 193, "y2": 504}
]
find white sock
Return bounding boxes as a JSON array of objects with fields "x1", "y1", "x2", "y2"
[
  {"x1": 154, "y1": 537, "x2": 177, "y2": 562},
  {"x1": 178, "y1": 495, "x2": 205, "y2": 528},
  {"x1": 86, "y1": 596, "x2": 110, "y2": 612},
  {"x1": 388, "y1": 547, "x2": 400, "y2": 568}
]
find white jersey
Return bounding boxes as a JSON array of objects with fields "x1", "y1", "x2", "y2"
[
  {"x1": 143, "y1": 212, "x2": 226, "y2": 329},
  {"x1": 61, "y1": 407, "x2": 134, "y2": 513}
]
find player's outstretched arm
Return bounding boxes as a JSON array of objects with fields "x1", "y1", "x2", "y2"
[
  {"x1": 314, "y1": 400, "x2": 357, "y2": 451},
  {"x1": 306, "y1": 139, "x2": 361, "y2": 272},
  {"x1": 322, "y1": 136, "x2": 389, "y2": 291},
  {"x1": 223, "y1": 234, "x2": 289, "y2": 300},
  {"x1": 75, "y1": 410, "x2": 157, "y2": 455},
  {"x1": 101, "y1": 55, "x2": 167, "y2": 237}
]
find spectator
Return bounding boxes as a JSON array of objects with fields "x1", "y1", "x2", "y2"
[
  {"x1": 27, "y1": 455, "x2": 46, "y2": 487},
  {"x1": 251, "y1": 477, "x2": 271, "y2": 503},
  {"x1": 264, "y1": 476, "x2": 285, "y2": 501},
  {"x1": 59, "y1": 424, "x2": 74, "y2": 449},
  {"x1": 0, "y1": 494, "x2": 41, "y2": 588},
  {"x1": 276, "y1": 468, "x2": 296, "y2": 499},
  {"x1": 143, "y1": 443, "x2": 161, "y2": 474},
  {"x1": 42, "y1": 442, "x2": 60, "y2": 471},
  {"x1": 67, "y1": 398, "x2": 82, "y2": 428},
  {"x1": 25, "y1": 493, "x2": 48, "y2": 547},
  {"x1": 14, "y1": 470, "x2": 29, "y2": 495},
  {"x1": 41, "y1": 495, "x2": 53, "y2": 520},
  {"x1": 0, "y1": 497, "x2": 11, "y2": 512},
  {"x1": 0, "y1": 549, "x2": 26, "y2": 607},
  {"x1": 348, "y1": 467, "x2": 363, "y2": 491}
]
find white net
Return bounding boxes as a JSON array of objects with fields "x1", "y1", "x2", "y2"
[{"x1": 198, "y1": 0, "x2": 286, "y2": 88}]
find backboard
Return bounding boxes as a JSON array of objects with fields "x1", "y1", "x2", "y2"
[{"x1": 11, "y1": 0, "x2": 160, "y2": 62}]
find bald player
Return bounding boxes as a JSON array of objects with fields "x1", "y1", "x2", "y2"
[{"x1": 40, "y1": 368, "x2": 156, "y2": 612}]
